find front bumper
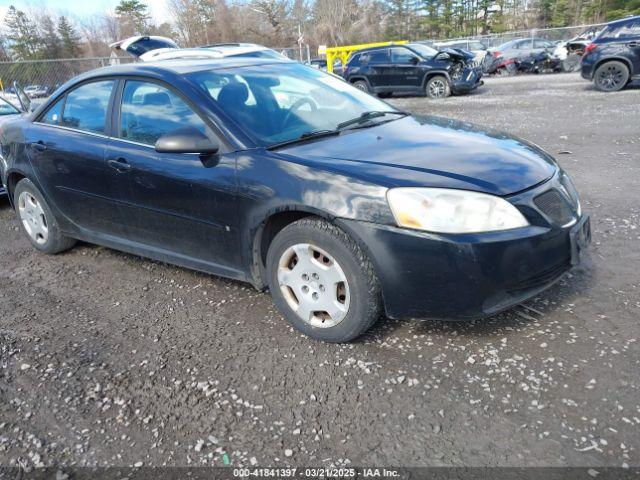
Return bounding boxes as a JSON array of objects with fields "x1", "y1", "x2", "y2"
[
  {"x1": 452, "y1": 66, "x2": 483, "y2": 94},
  {"x1": 338, "y1": 175, "x2": 589, "y2": 321}
]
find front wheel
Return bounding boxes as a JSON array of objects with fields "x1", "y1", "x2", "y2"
[
  {"x1": 14, "y1": 178, "x2": 76, "y2": 254},
  {"x1": 594, "y1": 61, "x2": 629, "y2": 92},
  {"x1": 425, "y1": 75, "x2": 451, "y2": 99},
  {"x1": 266, "y1": 218, "x2": 381, "y2": 343}
]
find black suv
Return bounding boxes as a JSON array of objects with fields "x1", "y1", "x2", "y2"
[
  {"x1": 342, "y1": 43, "x2": 483, "y2": 99},
  {"x1": 581, "y1": 15, "x2": 640, "y2": 92}
]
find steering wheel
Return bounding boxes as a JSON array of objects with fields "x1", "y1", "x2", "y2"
[{"x1": 282, "y1": 98, "x2": 318, "y2": 128}]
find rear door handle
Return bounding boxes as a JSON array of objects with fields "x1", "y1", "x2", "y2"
[
  {"x1": 108, "y1": 158, "x2": 132, "y2": 173},
  {"x1": 628, "y1": 41, "x2": 639, "y2": 48},
  {"x1": 30, "y1": 141, "x2": 47, "y2": 152}
]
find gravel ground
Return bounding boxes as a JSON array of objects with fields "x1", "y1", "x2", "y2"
[{"x1": 0, "y1": 73, "x2": 638, "y2": 471}]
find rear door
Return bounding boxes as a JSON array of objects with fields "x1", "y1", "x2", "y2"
[
  {"x1": 27, "y1": 79, "x2": 128, "y2": 235},
  {"x1": 365, "y1": 49, "x2": 391, "y2": 88},
  {"x1": 107, "y1": 78, "x2": 241, "y2": 273}
]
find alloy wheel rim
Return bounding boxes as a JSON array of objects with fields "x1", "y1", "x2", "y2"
[
  {"x1": 277, "y1": 243, "x2": 350, "y2": 328},
  {"x1": 598, "y1": 65, "x2": 624, "y2": 90},
  {"x1": 429, "y1": 80, "x2": 446, "y2": 98},
  {"x1": 18, "y1": 191, "x2": 48, "y2": 245},
  {"x1": 355, "y1": 82, "x2": 367, "y2": 91}
]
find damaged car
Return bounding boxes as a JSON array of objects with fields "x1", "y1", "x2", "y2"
[{"x1": 342, "y1": 43, "x2": 483, "y2": 99}]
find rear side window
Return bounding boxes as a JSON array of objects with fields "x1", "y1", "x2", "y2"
[
  {"x1": 368, "y1": 50, "x2": 389, "y2": 64},
  {"x1": 120, "y1": 80, "x2": 209, "y2": 146},
  {"x1": 602, "y1": 21, "x2": 640, "y2": 39},
  {"x1": 40, "y1": 97, "x2": 64, "y2": 125},
  {"x1": 61, "y1": 80, "x2": 114, "y2": 134},
  {"x1": 347, "y1": 53, "x2": 361, "y2": 66}
]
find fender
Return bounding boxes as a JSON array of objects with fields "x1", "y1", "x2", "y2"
[
  {"x1": 421, "y1": 69, "x2": 452, "y2": 89},
  {"x1": 593, "y1": 55, "x2": 633, "y2": 76}
]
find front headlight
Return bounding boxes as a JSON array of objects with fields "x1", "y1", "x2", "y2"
[{"x1": 387, "y1": 187, "x2": 529, "y2": 234}]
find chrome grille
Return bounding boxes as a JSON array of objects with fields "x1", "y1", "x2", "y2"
[{"x1": 534, "y1": 189, "x2": 575, "y2": 225}]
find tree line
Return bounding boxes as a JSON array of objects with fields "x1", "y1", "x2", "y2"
[{"x1": 1, "y1": 0, "x2": 638, "y2": 62}]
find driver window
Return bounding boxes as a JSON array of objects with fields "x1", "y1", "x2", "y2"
[
  {"x1": 120, "y1": 80, "x2": 209, "y2": 146},
  {"x1": 391, "y1": 48, "x2": 418, "y2": 64}
]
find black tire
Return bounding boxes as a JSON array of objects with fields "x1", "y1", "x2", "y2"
[
  {"x1": 352, "y1": 80, "x2": 370, "y2": 93},
  {"x1": 425, "y1": 75, "x2": 451, "y2": 99},
  {"x1": 14, "y1": 178, "x2": 75, "y2": 254},
  {"x1": 593, "y1": 61, "x2": 629, "y2": 92},
  {"x1": 266, "y1": 217, "x2": 381, "y2": 343}
]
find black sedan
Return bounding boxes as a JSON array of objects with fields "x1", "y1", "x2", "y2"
[{"x1": 0, "y1": 58, "x2": 590, "y2": 342}]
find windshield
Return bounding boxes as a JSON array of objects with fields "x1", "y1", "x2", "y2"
[
  {"x1": 188, "y1": 63, "x2": 400, "y2": 147},
  {"x1": 406, "y1": 43, "x2": 438, "y2": 58}
]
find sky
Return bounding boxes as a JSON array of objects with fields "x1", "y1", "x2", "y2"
[{"x1": 0, "y1": 0, "x2": 171, "y2": 24}]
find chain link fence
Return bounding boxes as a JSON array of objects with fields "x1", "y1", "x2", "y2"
[
  {"x1": 420, "y1": 23, "x2": 606, "y2": 48},
  {"x1": 0, "y1": 56, "x2": 135, "y2": 105}
]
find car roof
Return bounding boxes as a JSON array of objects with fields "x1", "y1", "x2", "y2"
[
  {"x1": 78, "y1": 57, "x2": 291, "y2": 80},
  {"x1": 607, "y1": 14, "x2": 640, "y2": 26}
]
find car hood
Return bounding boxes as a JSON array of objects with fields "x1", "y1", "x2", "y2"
[{"x1": 276, "y1": 115, "x2": 557, "y2": 196}]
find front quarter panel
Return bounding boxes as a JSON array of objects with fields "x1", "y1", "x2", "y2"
[{"x1": 235, "y1": 149, "x2": 393, "y2": 280}]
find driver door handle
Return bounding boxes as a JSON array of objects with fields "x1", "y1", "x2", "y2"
[
  {"x1": 30, "y1": 141, "x2": 47, "y2": 152},
  {"x1": 108, "y1": 158, "x2": 132, "y2": 173},
  {"x1": 628, "y1": 41, "x2": 639, "y2": 48}
]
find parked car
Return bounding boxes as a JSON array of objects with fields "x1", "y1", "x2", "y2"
[
  {"x1": 23, "y1": 84, "x2": 49, "y2": 99},
  {"x1": 553, "y1": 26, "x2": 604, "y2": 72},
  {"x1": 0, "y1": 57, "x2": 590, "y2": 342},
  {"x1": 111, "y1": 36, "x2": 288, "y2": 62},
  {"x1": 306, "y1": 58, "x2": 344, "y2": 76},
  {"x1": 0, "y1": 95, "x2": 25, "y2": 196},
  {"x1": 489, "y1": 38, "x2": 556, "y2": 62},
  {"x1": 343, "y1": 43, "x2": 483, "y2": 98},
  {"x1": 433, "y1": 39, "x2": 490, "y2": 64},
  {"x1": 581, "y1": 15, "x2": 640, "y2": 92}
]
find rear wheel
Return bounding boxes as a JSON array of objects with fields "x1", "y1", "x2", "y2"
[
  {"x1": 594, "y1": 61, "x2": 629, "y2": 92},
  {"x1": 425, "y1": 75, "x2": 450, "y2": 99},
  {"x1": 266, "y1": 218, "x2": 381, "y2": 343},
  {"x1": 14, "y1": 178, "x2": 75, "y2": 254},
  {"x1": 352, "y1": 80, "x2": 370, "y2": 93}
]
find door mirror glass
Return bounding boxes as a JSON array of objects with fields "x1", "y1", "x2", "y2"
[{"x1": 155, "y1": 126, "x2": 219, "y2": 155}]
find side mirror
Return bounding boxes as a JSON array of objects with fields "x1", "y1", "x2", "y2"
[
  {"x1": 155, "y1": 126, "x2": 219, "y2": 155},
  {"x1": 410, "y1": 56, "x2": 419, "y2": 64},
  {"x1": 435, "y1": 52, "x2": 450, "y2": 61}
]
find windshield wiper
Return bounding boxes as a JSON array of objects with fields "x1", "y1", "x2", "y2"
[
  {"x1": 336, "y1": 110, "x2": 409, "y2": 130},
  {"x1": 266, "y1": 129, "x2": 340, "y2": 150}
]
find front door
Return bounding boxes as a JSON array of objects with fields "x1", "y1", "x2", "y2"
[
  {"x1": 388, "y1": 48, "x2": 422, "y2": 89},
  {"x1": 26, "y1": 79, "x2": 128, "y2": 236},
  {"x1": 108, "y1": 79, "x2": 241, "y2": 274}
]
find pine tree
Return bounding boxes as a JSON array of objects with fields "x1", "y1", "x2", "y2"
[
  {"x1": 58, "y1": 16, "x2": 82, "y2": 58},
  {"x1": 4, "y1": 6, "x2": 44, "y2": 60},
  {"x1": 115, "y1": 0, "x2": 151, "y2": 36}
]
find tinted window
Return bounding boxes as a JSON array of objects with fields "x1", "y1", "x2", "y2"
[
  {"x1": 391, "y1": 48, "x2": 417, "y2": 63},
  {"x1": 368, "y1": 50, "x2": 389, "y2": 63},
  {"x1": 533, "y1": 40, "x2": 552, "y2": 48},
  {"x1": 602, "y1": 21, "x2": 640, "y2": 39},
  {"x1": 40, "y1": 97, "x2": 64, "y2": 124},
  {"x1": 347, "y1": 53, "x2": 361, "y2": 66},
  {"x1": 120, "y1": 80, "x2": 208, "y2": 146},
  {"x1": 61, "y1": 80, "x2": 114, "y2": 134}
]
